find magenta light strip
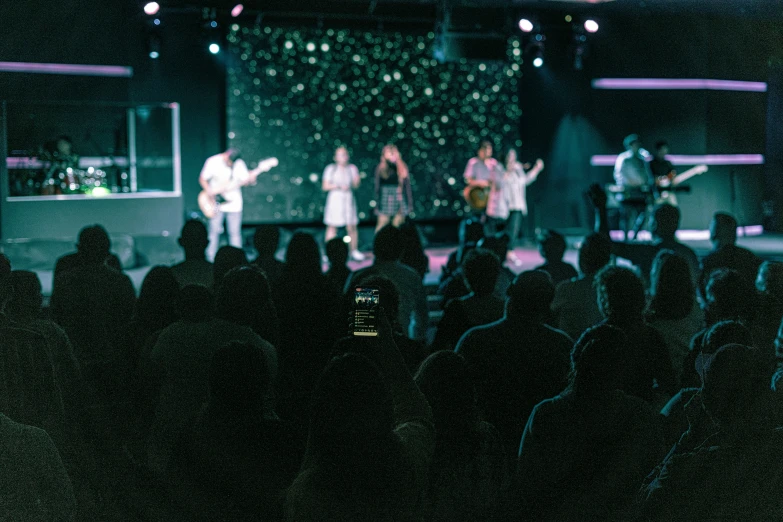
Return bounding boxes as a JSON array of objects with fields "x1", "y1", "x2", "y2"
[
  {"x1": 592, "y1": 78, "x2": 767, "y2": 92},
  {"x1": 590, "y1": 154, "x2": 765, "y2": 167},
  {"x1": 0, "y1": 62, "x2": 133, "y2": 78}
]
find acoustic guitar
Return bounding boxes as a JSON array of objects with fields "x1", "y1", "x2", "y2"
[{"x1": 199, "y1": 157, "x2": 279, "y2": 218}]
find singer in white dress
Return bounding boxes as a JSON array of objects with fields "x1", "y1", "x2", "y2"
[{"x1": 323, "y1": 147, "x2": 365, "y2": 261}]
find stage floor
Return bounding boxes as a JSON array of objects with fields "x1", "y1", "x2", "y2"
[{"x1": 10, "y1": 232, "x2": 783, "y2": 297}]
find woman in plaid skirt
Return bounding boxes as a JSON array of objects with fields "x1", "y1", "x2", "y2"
[{"x1": 374, "y1": 144, "x2": 413, "y2": 232}]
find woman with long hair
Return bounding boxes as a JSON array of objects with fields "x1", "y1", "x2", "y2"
[
  {"x1": 374, "y1": 144, "x2": 413, "y2": 232},
  {"x1": 502, "y1": 149, "x2": 543, "y2": 246},
  {"x1": 323, "y1": 146, "x2": 364, "y2": 261},
  {"x1": 646, "y1": 250, "x2": 704, "y2": 385}
]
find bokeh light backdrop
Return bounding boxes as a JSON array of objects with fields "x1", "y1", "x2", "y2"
[{"x1": 227, "y1": 24, "x2": 523, "y2": 223}]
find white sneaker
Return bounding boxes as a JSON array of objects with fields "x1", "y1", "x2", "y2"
[{"x1": 350, "y1": 250, "x2": 366, "y2": 262}]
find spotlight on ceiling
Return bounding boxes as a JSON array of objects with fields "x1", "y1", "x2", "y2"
[
  {"x1": 208, "y1": 43, "x2": 221, "y2": 55},
  {"x1": 518, "y1": 18, "x2": 534, "y2": 33},
  {"x1": 584, "y1": 19, "x2": 599, "y2": 33},
  {"x1": 231, "y1": 4, "x2": 244, "y2": 17},
  {"x1": 143, "y1": 2, "x2": 160, "y2": 15}
]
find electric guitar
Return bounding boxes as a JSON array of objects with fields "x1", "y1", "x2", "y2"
[
  {"x1": 199, "y1": 157, "x2": 279, "y2": 218},
  {"x1": 655, "y1": 164, "x2": 708, "y2": 205}
]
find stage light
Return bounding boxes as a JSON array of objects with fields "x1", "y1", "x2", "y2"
[
  {"x1": 231, "y1": 4, "x2": 243, "y2": 17},
  {"x1": 533, "y1": 56, "x2": 543, "y2": 68},
  {"x1": 518, "y1": 18, "x2": 534, "y2": 33},
  {"x1": 584, "y1": 20, "x2": 599, "y2": 33},
  {"x1": 209, "y1": 43, "x2": 221, "y2": 54},
  {"x1": 143, "y1": 2, "x2": 159, "y2": 15}
]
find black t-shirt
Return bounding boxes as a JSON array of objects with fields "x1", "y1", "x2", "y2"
[
  {"x1": 379, "y1": 162, "x2": 399, "y2": 185},
  {"x1": 649, "y1": 158, "x2": 675, "y2": 180}
]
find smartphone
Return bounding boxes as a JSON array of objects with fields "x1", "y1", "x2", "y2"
[{"x1": 353, "y1": 287, "x2": 380, "y2": 337}]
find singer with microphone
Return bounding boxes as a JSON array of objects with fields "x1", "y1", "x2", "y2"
[
  {"x1": 613, "y1": 134, "x2": 654, "y2": 238},
  {"x1": 463, "y1": 139, "x2": 506, "y2": 235}
]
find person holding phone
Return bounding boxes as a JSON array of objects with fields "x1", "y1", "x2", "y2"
[{"x1": 323, "y1": 146, "x2": 364, "y2": 261}]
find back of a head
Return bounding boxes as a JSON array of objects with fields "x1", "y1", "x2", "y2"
[
  {"x1": 459, "y1": 219, "x2": 484, "y2": 248},
  {"x1": 213, "y1": 246, "x2": 248, "y2": 286},
  {"x1": 700, "y1": 344, "x2": 767, "y2": 427},
  {"x1": 414, "y1": 351, "x2": 476, "y2": 436},
  {"x1": 177, "y1": 284, "x2": 214, "y2": 321},
  {"x1": 477, "y1": 233, "x2": 510, "y2": 261},
  {"x1": 137, "y1": 266, "x2": 180, "y2": 322},
  {"x1": 652, "y1": 204, "x2": 681, "y2": 239},
  {"x1": 595, "y1": 265, "x2": 646, "y2": 321},
  {"x1": 756, "y1": 261, "x2": 783, "y2": 300},
  {"x1": 570, "y1": 324, "x2": 628, "y2": 396},
  {"x1": 702, "y1": 320, "x2": 753, "y2": 355},
  {"x1": 6, "y1": 270, "x2": 43, "y2": 315},
  {"x1": 463, "y1": 248, "x2": 500, "y2": 297},
  {"x1": 648, "y1": 250, "x2": 694, "y2": 320},
  {"x1": 712, "y1": 212, "x2": 738, "y2": 246},
  {"x1": 507, "y1": 270, "x2": 555, "y2": 319},
  {"x1": 373, "y1": 225, "x2": 404, "y2": 262},
  {"x1": 215, "y1": 265, "x2": 271, "y2": 322},
  {"x1": 77, "y1": 224, "x2": 111, "y2": 263},
  {"x1": 578, "y1": 233, "x2": 612, "y2": 276},
  {"x1": 358, "y1": 276, "x2": 400, "y2": 324},
  {"x1": 254, "y1": 225, "x2": 280, "y2": 257},
  {"x1": 209, "y1": 340, "x2": 269, "y2": 417},
  {"x1": 538, "y1": 230, "x2": 567, "y2": 262},
  {"x1": 309, "y1": 350, "x2": 394, "y2": 456},
  {"x1": 284, "y1": 231, "x2": 322, "y2": 280},
  {"x1": 179, "y1": 219, "x2": 209, "y2": 251},
  {"x1": 326, "y1": 237, "x2": 349, "y2": 266},
  {"x1": 705, "y1": 268, "x2": 757, "y2": 324}
]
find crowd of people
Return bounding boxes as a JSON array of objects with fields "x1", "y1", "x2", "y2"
[{"x1": 2, "y1": 186, "x2": 783, "y2": 521}]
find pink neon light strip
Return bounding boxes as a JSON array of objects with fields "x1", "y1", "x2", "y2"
[
  {"x1": 592, "y1": 78, "x2": 767, "y2": 92},
  {"x1": 0, "y1": 62, "x2": 133, "y2": 78},
  {"x1": 590, "y1": 154, "x2": 765, "y2": 167},
  {"x1": 610, "y1": 226, "x2": 764, "y2": 242}
]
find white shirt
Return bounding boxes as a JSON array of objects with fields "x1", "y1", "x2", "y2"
[
  {"x1": 504, "y1": 163, "x2": 538, "y2": 216},
  {"x1": 199, "y1": 154, "x2": 250, "y2": 213},
  {"x1": 613, "y1": 150, "x2": 651, "y2": 188}
]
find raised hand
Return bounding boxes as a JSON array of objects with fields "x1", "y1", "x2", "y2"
[{"x1": 588, "y1": 183, "x2": 608, "y2": 208}]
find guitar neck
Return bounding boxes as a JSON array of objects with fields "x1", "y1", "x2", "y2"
[{"x1": 672, "y1": 166, "x2": 706, "y2": 185}]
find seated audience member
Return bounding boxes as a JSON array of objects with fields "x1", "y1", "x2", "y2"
[
  {"x1": 0, "y1": 413, "x2": 76, "y2": 521},
  {"x1": 170, "y1": 219, "x2": 213, "y2": 288},
  {"x1": 594, "y1": 265, "x2": 677, "y2": 405},
  {"x1": 753, "y1": 261, "x2": 783, "y2": 357},
  {"x1": 660, "y1": 321, "x2": 753, "y2": 447},
  {"x1": 645, "y1": 251, "x2": 705, "y2": 387},
  {"x1": 681, "y1": 268, "x2": 758, "y2": 388},
  {"x1": 432, "y1": 248, "x2": 504, "y2": 353},
  {"x1": 145, "y1": 282, "x2": 276, "y2": 476},
  {"x1": 699, "y1": 212, "x2": 762, "y2": 294},
  {"x1": 212, "y1": 245, "x2": 248, "y2": 290},
  {"x1": 253, "y1": 225, "x2": 284, "y2": 287},
  {"x1": 359, "y1": 275, "x2": 428, "y2": 372},
  {"x1": 438, "y1": 233, "x2": 513, "y2": 307},
  {"x1": 589, "y1": 185, "x2": 698, "y2": 284},
  {"x1": 174, "y1": 341, "x2": 303, "y2": 520},
  {"x1": 399, "y1": 221, "x2": 430, "y2": 280},
  {"x1": 285, "y1": 312, "x2": 434, "y2": 521},
  {"x1": 456, "y1": 270, "x2": 572, "y2": 453},
  {"x1": 3, "y1": 271, "x2": 82, "y2": 417},
  {"x1": 440, "y1": 218, "x2": 484, "y2": 284},
  {"x1": 534, "y1": 230, "x2": 577, "y2": 286},
  {"x1": 551, "y1": 233, "x2": 612, "y2": 340},
  {"x1": 640, "y1": 344, "x2": 783, "y2": 521},
  {"x1": 414, "y1": 351, "x2": 506, "y2": 522},
  {"x1": 53, "y1": 224, "x2": 123, "y2": 285},
  {"x1": 325, "y1": 237, "x2": 351, "y2": 294},
  {"x1": 50, "y1": 225, "x2": 136, "y2": 379},
  {"x1": 274, "y1": 232, "x2": 339, "y2": 421},
  {"x1": 217, "y1": 265, "x2": 280, "y2": 350},
  {"x1": 517, "y1": 325, "x2": 664, "y2": 521},
  {"x1": 346, "y1": 225, "x2": 428, "y2": 341}
]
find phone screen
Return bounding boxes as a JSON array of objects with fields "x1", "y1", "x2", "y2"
[{"x1": 353, "y1": 287, "x2": 380, "y2": 336}]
